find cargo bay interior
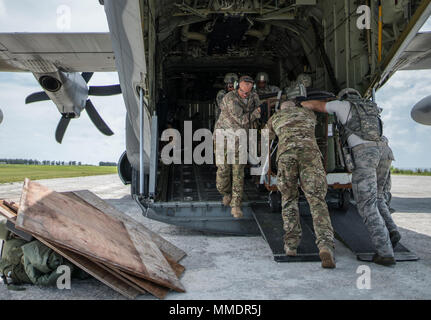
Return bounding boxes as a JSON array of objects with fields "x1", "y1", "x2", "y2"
[{"x1": 120, "y1": 0, "x2": 426, "y2": 235}]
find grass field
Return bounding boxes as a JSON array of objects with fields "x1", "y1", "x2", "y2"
[{"x1": 0, "y1": 165, "x2": 117, "y2": 184}]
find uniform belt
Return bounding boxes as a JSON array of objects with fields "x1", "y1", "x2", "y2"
[{"x1": 352, "y1": 141, "x2": 388, "y2": 151}]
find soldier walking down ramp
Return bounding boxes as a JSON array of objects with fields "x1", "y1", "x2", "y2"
[
  {"x1": 214, "y1": 76, "x2": 261, "y2": 219},
  {"x1": 266, "y1": 101, "x2": 336, "y2": 269},
  {"x1": 302, "y1": 88, "x2": 401, "y2": 267}
]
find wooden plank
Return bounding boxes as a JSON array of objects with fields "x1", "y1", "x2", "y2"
[
  {"x1": 2, "y1": 200, "x2": 19, "y2": 213},
  {"x1": 37, "y1": 237, "x2": 140, "y2": 299},
  {"x1": 0, "y1": 202, "x2": 17, "y2": 221},
  {"x1": 103, "y1": 252, "x2": 186, "y2": 300},
  {"x1": 5, "y1": 216, "x2": 141, "y2": 299},
  {"x1": 63, "y1": 191, "x2": 186, "y2": 279},
  {"x1": 69, "y1": 190, "x2": 187, "y2": 263},
  {"x1": 50, "y1": 235, "x2": 184, "y2": 300},
  {"x1": 16, "y1": 179, "x2": 185, "y2": 292},
  {"x1": 94, "y1": 261, "x2": 148, "y2": 296}
]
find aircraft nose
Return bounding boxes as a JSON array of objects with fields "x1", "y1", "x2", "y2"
[{"x1": 411, "y1": 95, "x2": 431, "y2": 126}]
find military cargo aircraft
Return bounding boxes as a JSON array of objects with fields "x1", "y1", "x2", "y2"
[{"x1": 0, "y1": 1, "x2": 430, "y2": 246}]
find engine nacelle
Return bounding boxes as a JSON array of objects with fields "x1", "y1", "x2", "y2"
[
  {"x1": 33, "y1": 71, "x2": 89, "y2": 118},
  {"x1": 0, "y1": 108, "x2": 3, "y2": 125}
]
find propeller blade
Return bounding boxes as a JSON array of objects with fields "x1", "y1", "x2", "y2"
[
  {"x1": 411, "y1": 95, "x2": 431, "y2": 126},
  {"x1": 85, "y1": 99, "x2": 114, "y2": 136},
  {"x1": 25, "y1": 91, "x2": 50, "y2": 104},
  {"x1": 81, "y1": 72, "x2": 94, "y2": 83},
  {"x1": 55, "y1": 117, "x2": 71, "y2": 144},
  {"x1": 88, "y1": 85, "x2": 122, "y2": 96}
]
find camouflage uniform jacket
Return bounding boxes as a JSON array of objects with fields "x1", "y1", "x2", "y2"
[
  {"x1": 215, "y1": 89, "x2": 227, "y2": 122},
  {"x1": 216, "y1": 89, "x2": 227, "y2": 107},
  {"x1": 214, "y1": 90, "x2": 261, "y2": 132},
  {"x1": 266, "y1": 105, "x2": 320, "y2": 162}
]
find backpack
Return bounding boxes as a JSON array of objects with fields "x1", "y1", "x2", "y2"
[{"x1": 340, "y1": 98, "x2": 383, "y2": 144}]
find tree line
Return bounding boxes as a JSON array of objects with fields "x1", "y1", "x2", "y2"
[{"x1": 0, "y1": 159, "x2": 116, "y2": 166}]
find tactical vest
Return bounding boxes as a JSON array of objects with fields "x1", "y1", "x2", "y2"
[{"x1": 339, "y1": 98, "x2": 383, "y2": 145}]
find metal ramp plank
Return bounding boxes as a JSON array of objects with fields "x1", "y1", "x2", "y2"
[
  {"x1": 251, "y1": 204, "x2": 321, "y2": 263},
  {"x1": 329, "y1": 204, "x2": 419, "y2": 262}
]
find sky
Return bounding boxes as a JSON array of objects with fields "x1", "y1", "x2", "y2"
[{"x1": 0, "y1": 1, "x2": 430, "y2": 167}]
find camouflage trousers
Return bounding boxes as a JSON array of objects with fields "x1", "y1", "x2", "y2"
[
  {"x1": 277, "y1": 149, "x2": 335, "y2": 251},
  {"x1": 351, "y1": 143, "x2": 398, "y2": 258},
  {"x1": 215, "y1": 147, "x2": 245, "y2": 208}
]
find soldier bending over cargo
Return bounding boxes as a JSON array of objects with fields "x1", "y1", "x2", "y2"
[
  {"x1": 266, "y1": 101, "x2": 336, "y2": 269},
  {"x1": 301, "y1": 88, "x2": 400, "y2": 267}
]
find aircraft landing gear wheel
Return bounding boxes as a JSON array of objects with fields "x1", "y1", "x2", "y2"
[{"x1": 269, "y1": 192, "x2": 281, "y2": 213}]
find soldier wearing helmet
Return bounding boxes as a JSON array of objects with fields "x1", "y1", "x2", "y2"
[
  {"x1": 214, "y1": 75, "x2": 262, "y2": 219},
  {"x1": 215, "y1": 73, "x2": 239, "y2": 122},
  {"x1": 296, "y1": 73, "x2": 313, "y2": 88},
  {"x1": 255, "y1": 72, "x2": 280, "y2": 96},
  {"x1": 301, "y1": 88, "x2": 400, "y2": 267}
]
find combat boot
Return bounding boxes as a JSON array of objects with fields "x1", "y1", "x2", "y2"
[
  {"x1": 390, "y1": 230, "x2": 401, "y2": 248},
  {"x1": 284, "y1": 244, "x2": 297, "y2": 257},
  {"x1": 372, "y1": 254, "x2": 396, "y2": 267},
  {"x1": 319, "y1": 247, "x2": 336, "y2": 269},
  {"x1": 222, "y1": 195, "x2": 232, "y2": 207},
  {"x1": 231, "y1": 207, "x2": 243, "y2": 219}
]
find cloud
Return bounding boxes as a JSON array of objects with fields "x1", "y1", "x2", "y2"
[
  {"x1": 376, "y1": 70, "x2": 431, "y2": 169},
  {"x1": 0, "y1": 0, "x2": 108, "y2": 32},
  {"x1": 0, "y1": 0, "x2": 6, "y2": 17}
]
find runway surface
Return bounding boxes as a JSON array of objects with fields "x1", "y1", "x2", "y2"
[{"x1": 0, "y1": 175, "x2": 430, "y2": 300}]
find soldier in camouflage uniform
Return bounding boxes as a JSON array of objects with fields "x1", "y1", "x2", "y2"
[
  {"x1": 215, "y1": 73, "x2": 239, "y2": 122},
  {"x1": 302, "y1": 88, "x2": 400, "y2": 267},
  {"x1": 255, "y1": 72, "x2": 280, "y2": 96},
  {"x1": 266, "y1": 101, "x2": 336, "y2": 269},
  {"x1": 214, "y1": 76, "x2": 261, "y2": 218}
]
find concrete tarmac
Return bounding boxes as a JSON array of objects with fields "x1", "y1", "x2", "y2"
[{"x1": 0, "y1": 175, "x2": 430, "y2": 300}]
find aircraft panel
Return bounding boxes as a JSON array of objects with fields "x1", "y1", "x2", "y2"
[{"x1": 0, "y1": 33, "x2": 116, "y2": 72}]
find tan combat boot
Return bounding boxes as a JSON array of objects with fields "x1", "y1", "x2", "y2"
[
  {"x1": 284, "y1": 244, "x2": 297, "y2": 257},
  {"x1": 222, "y1": 195, "x2": 232, "y2": 207},
  {"x1": 319, "y1": 247, "x2": 336, "y2": 269},
  {"x1": 231, "y1": 207, "x2": 243, "y2": 219}
]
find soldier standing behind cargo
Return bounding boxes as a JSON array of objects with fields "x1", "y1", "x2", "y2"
[
  {"x1": 266, "y1": 101, "x2": 336, "y2": 268},
  {"x1": 215, "y1": 73, "x2": 239, "y2": 122},
  {"x1": 301, "y1": 88, "x2": 401, "y2": 267},
  {"x1": 214, "y1": 76, "x2": 261, "y2": 219},
  {"x1": 255, "y1": 72, "x2": 280, "y2": 96}
]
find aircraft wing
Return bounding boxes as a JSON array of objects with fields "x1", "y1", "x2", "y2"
[
  {"x1": 0, "y1": 33, "x2": 116, "y2": 73},
  {"x1": 398, "y1": 32, "x2": 431, "y2": 71}
]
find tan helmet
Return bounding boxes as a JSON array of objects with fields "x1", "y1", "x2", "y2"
[
  {"x1": 224, "y1": 73, "x2": 239, "y2": 84},
  {"x1": 256, "y1": 72, "x2": 269, "y2": 83},
  {"x1": 338, "y1": 88, "x2": 362, "y2": 100},
  {"x1": 297, "y1": 73, "x2": 312, "y2": 88}
]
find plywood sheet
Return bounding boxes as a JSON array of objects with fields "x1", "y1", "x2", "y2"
[
  {"x1": 16, "y1": 179, "x2": 184, "y2": 292},
  {"x1": 69, "y1": 190, "x2": 186, "y2": 263},
  {"x1": 37, "y1": 237, "x2": 140, "y2": 299}
]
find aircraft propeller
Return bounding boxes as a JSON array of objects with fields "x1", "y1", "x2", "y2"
[{"x1": 25, "y1": 72, "x2": 121, "y2": 143}]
